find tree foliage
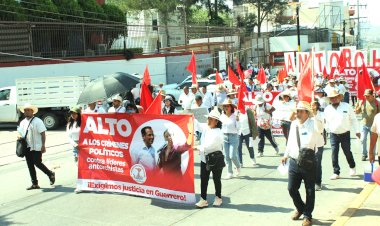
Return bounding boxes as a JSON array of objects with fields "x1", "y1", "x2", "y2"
[
  {"x1": 0, "y1": 0, "x2": 26, "y2": 21},
  {"x1": 77, "y1": 0, "x2": 108, "y2": 22},
  {"x1": 102, "y1": 4, "x2": 125, "y2": 23},
  {"x1": 21, "y1": 0, "x2": 59, "y2": 21},
  {"x1": 52, "y1": 0, "x2": 83, "y2": 22},
  {"x1": 236, "y1": 13, "x2": 257, "y2": 35}
]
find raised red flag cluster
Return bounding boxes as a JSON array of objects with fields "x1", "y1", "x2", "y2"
[
  {"x1": 357, "y1": 63, "x2": 375, "y2": 100},
  {"x1": 186, "y1": 51, "x2": 198, "y2": 85},
  {"x1": 297, "y1": 54, "x2": 314, "y2": 103},
  {"x1": 257, "y1": 67, "x2": 267, "y2": 85},
  {"x1": 140, "y1": 65, "x2": 153, "y2": 113}
]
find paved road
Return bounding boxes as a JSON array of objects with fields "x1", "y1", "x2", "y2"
[{"x1": 0, "y1": 126, "x2": 375, "y2": 226}]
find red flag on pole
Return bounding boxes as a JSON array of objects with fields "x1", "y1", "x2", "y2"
[
  {"x1": 322, "y1": 66, "x2": 328, "y2": 78},
  {"x1": 215, "y1": 70, "x2": 223, "y2": 85},
  {"x1": 228, "y1": 66, "x2": 240, "y2": 85},
  {"x1": 297, "y1": 54, "x2": 314, "y2": 103},
  {"x1": 338, "y1": 51, "x2": 347, "y2": 74},
  {"x1": 236, "y1": 58, "x2": 244, "y2": 79},
  {"x1": 257, "y1": 67, "x2": 267, "y2": 85},
  {"x1": 142, "y1": 65, "x2": 151, "y2": 85},
  {"x1": 146, "y1": 91, "x2": 162, "y2": 114},
  {"x1": 186, "y1": 51, "x2": 197, "y2": 84},
  {"x1": 237, "y1": 84, "x2": 246, "y2": 114},
  {"x1": 357, "y1": 63, "x2": 375, "y2": 100},
  {"x1": 140, "y1": 83, "x2": 153, "y2": 113}
]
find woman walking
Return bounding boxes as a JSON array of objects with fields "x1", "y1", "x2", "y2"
[
  {"x1": 67, "y1": 106, "x2": 81, "y2": 163},
  {"x1": 220, "y1": 99, "x2": 241, "y2": 179},
  {"x1": 277, "y1": 90, "x2": 296, "y2": 143},
  {"x1": 194, "y1": 109, "x2": 225, "y2": 208}
]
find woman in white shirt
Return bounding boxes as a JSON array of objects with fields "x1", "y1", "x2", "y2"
[
  {"x1": 277, "y1": 90, "x2": 296, "y2": 143},
  {"x1": 194, "y1": 109, "x2": 225, "y2": 208},
  {"x1": 312, "y1": 100, "x2": 326, "y2": 191},
  {"x1": 220, "y1": 99, "x2": 241, "y2": 179},
  {"x1": 67, "y1": 106, "x2": 81, "y2": 163}
]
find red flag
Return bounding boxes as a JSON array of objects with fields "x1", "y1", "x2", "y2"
[
  {"x1": 139, "y1": 83, "x2": 153, "y2": 113},
  {"x1": 236, "y1": 58, "x2": 244, "y2": 79},
  {"x1": 357, "y1": 63, "x2": 375, "y2": 100},
  {"x1": 142, "y1": 65, "x2": 151, "y2": 85},
  {"x1": 322, "y1": 66, "x2": 328, "y2": 78},
  {"x1": 228, "y1": 66, "x2": 240, "y2": 85},
  {"x1": 237, "y1": 84, "x2": 246, "y2": 114},
  {"x1": 239, "y1": 70, "x2": 248, "y2": 93},
  {"x1": 297, "y1": 54, "x2": 313, "y2": 103},
  {"x1": 328, "y1": 67, "x2": 336, "y2": 80},
  {"x1": 338, "y1": 51, "x2": 347, "y2": 74},
  {"x1": 278, "y1": 69, "x2": 286, "y2": 83},
  {"x1": 257, "y1": 67, "x2": 267, "y2": 85},
  {"x1": 145, "y1": 91, "x2": 162, "y2": 114},
  {"x1": 186, "y1": 51, "x2": 197, "y2": 84},
  {"x1": 215, "y1": 70, "x2": 223, "y2": 85},
  {"x1": 283, "y1": 64, "x2": 288, "y2": 78}
]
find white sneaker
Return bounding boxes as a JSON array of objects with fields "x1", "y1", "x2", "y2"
[
  {"x1": 195, "y1": 198, "x2": 208, "y2": 208},
  {"x1": 213, "y1": 197, "x2": 223, "y2": 207},
  {"x1": 350, "y1": 167, "x2": 356, "y2": 176},
  {"x1": 74, "y1": 188, "x2": 81, "y2": 194},
  {"x1": 251, "y1": 158, "x2": 257, "y2": 167},
  {"x1": 236, "y1": 167, "x2": 241, "y2": 176},
  {"x1": 224, "y1": 173, "x2": 233, "y2": 179},
  {"x1": 330, "y1": 174, "x2": 340, "y2": 180},
  {"x1": 258, "y1": 152, "x2": 264, "y2": 157},
  {"x1": 275, "y1": 147, "x2": 280, "y2": 156}
]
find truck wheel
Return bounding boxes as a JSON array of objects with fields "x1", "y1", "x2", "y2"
[{"x1": 41, "y1": 113, "x2": 59, "y2": 130}]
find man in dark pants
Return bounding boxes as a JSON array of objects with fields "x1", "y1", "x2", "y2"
[
  {"x1": 324, "y1": 90, "x2": 360, "y2": 180},
  {"x1": 282, "y1": 101, "x2": 323, "y2": 226},
  {"x1": 18, "y1": 103, "x2": 55, "y2": 190}
]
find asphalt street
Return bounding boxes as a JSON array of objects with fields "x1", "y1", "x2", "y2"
[{"x1": 0, "y1": 124, "x2": 376, "y2": 226}]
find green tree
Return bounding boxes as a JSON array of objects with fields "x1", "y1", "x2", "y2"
[
  {"x1": 236, "y1": 13, "x2": 257, "y2": 35},
  {"x1": 241, "y1": 0, "x2": 288, "y2": 37},
  {"x1": 52, "y1": 0, "x2": 83, "y2": 22},
  {"x1": 102, "y1": 4, "x2": 125, "y2": 23},
  {"x1": 0, "y1": 0, "x2": 26, "y2": 21},
  {"x1": 77, "y1": 0, "x2": 107, "y2": 23},
  {"x1": 21, "y1": 0, "x2": 59, "y2": 21},
  {"x1": 199, "y1": 0, "x2": 231, "y2": 26}
]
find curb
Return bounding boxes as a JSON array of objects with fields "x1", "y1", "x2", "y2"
[{"x1": 331, "y1": 183, "x2": 376, "y2": 226}]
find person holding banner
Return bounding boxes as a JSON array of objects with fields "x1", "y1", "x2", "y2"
[
  {"x1": 108, "y1": 95, "x2": 126, "y2": 113},
  {"x1": 157, "y1": 127, "x2": 192, "y2": 177},
  {"x1": 67, "y1": 106, "x2": 81, "y2": 163},
  {"x1": 324, "y1": 90, "x2": 359, "y2": 180},
  {"x1": 253, "y1": 95, "x2": 279, "y2": 157},
  {"x1": 194, "y1": 109, "x2": 225, "y2": 208},
  {"x1": 220, "y1": 99, "x2": 241, "y2": 179}
]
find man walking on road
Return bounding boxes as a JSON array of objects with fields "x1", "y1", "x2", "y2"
[
  {"x1": 19, "y1": 103, "x2": 55, "y2": 190},
  {"x1": 282, "y1": 101, "x2": 323, "y2": 226},
  {"x1": 355, "y1": 89, "x2": 379, "y2": 161},
  {"x1": 324, "y1": 90, "x2": 360, "y2": 180}
]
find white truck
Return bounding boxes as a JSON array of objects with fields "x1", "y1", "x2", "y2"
[{"x1": 0, "y1": 76, "x2": 90, "y2": 129}]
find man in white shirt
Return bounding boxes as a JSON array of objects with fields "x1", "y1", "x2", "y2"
[
  {"x1": 84, "y1": 101, "x2": 106, "y2": 113},
  {"x1": 18, "y1": 103, "x2": 55, "y2": 190},
  {"x1": 323, "y1": 79, "x2": 338, "y2": 96},
  {"x1": 200, "y1": 86, "x2": 214, "y2": 112},
  {"x1": 130, "y1": 126, "x2": 157, "y2": 171},
  {"x1": 281, "y1": 101, "x2": 323, "y2": 226},
  {"x1": 178, "y1": 86, "x2": 190, "y2": 110},
  {"x1": 108, "y1": 95, "x2": 126, "y2": 113},
  {"x1": 324, "y1": 90, "x2": 360, "y2": 180}
]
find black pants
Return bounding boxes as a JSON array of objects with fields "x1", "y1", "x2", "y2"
[
  {"x1": 288, "y1": 158, "x2": 315, "y2": 219},
  {"x1": 25, "y1": 148, "x2": 52, "y2": 185},
  {"x1": 315, "y1": 146, "x2": 324, "y2": 185},
  {"x1": 200, "y1": 161, "x2": 223, "y2": 200},
  {"x1": 258, "y1": 127, "x2": 278, "y2": 153},
  {"x1": 330, "y1": 132, "x2": 356, "y2": 175},
  {"x1": 281, "y1": 121, "x2": 291, "y2": 143},
  {"x1": 238, "y1": 134, "x2": 255, "y2": 164}
]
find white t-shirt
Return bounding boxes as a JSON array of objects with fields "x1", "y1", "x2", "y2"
[
  {"x1": 371, "y1": 114, "x2": 380, "y2": 151},
  {"x1": 220, "y1": 113, "x2": 240, "y2": 134},
  {"x1": 19, "y1": 117, "x2": 47, "y2": 151},
  {"x1": 66, "y1": 121, "x2": 80, "y2": 147},
  {"x1": 84, "y1": 106, "x2": 106, "y2": 113},
  {"x1": 108, "y1": 106, "x2": 126, "y2": 113},
  {"x1": 256, "y1": 103, "x2": 272, "y2": 121},
  {"x1": 276, "y1": 101, "x2": 295, "y2": 121}
]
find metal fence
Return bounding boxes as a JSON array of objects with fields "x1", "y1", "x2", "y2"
[{"x1": 0, "y1": 21, "x2": 245, "y2": 63}]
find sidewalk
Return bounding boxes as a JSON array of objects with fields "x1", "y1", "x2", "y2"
[{"x1": 333, "y1": 182, "x2": 380, "y2": 226}]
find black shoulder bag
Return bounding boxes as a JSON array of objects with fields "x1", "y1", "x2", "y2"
[
  {"x1": 206, "y1": 151, "x2": 226, "y2": 171},
  {"x1": 16, "y1": 117, "x2": 35, "y2": 158},
  {"x1": 296, "y1": 125, "x2": 315, "y2": 170}
]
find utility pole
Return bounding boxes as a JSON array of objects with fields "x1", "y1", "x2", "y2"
[
  {"x1": 350, "y1": 1, "x2": 367, "y2": 49},
  {"x1": 296, "y1": 5, "x2": 301, "y2": 52},
  {"x1": 343, "y1": 20, "x2": 346, "y2": 46}
]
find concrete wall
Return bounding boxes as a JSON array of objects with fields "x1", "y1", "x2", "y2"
[{"x1": 0, "y1": 57, "x2": 167, "y2": 87}]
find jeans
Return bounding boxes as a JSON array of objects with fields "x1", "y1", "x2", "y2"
[
  {"x1": 343, "y1": 92, "x2": 350, "y2": 103},
  {"x1": 288, "y1": 158, "x2": 316, "y2": 219},
  {"x1": 73, "y1": 146, "x2": 78, "y2": 157},
  {"x1": 25, "y1": 148, "x2": 53, "y2": 185},
  {"x1": 238, "y1": 133, "x2": 255, "y2": 164},
  {"x1": 258, "y1": 127, "x2": 278, "y2": 153},
  {"x1": 223, "y1": 133, "x2": 240, "y2": 174},
  {"x1": 330, "y1": 132, "x2": 356, "y2": 175},
  {"x1": 361, "y1": 125, "x2": 375, "y2": 157},
  {"x1": 200, "y1": 161, "x2": 223, "y2": 200},
  {"x1": 315, "y1": 146, "x2": 324, "y2": 185}
]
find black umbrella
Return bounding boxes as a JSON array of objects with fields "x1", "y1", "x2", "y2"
[{"x1": 77, "y1": 72, "x2": 140, "y2": 104}]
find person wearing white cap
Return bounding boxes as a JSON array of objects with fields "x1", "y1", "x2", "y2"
[
  {"x1": 84, "y1": 101, "x2": 106, "y2": 113},
  {"x1": 108, "y1": 95, "x2": 126, "y2": 113},
  {"x1": 324, "y1": 90, "x2": 360, "y2": 180},
  {"x1": 194, "y1": 109, "x2": 225, "y2": 208},
  {"x1": 253, "y1": 95, "x2": 279, "y2": 157},
  {"x1": 162, "y1": 95, "x2": 177, "y2": 114},
  {"x1": 323, "y1": 79, "x2": 338, "y2": 97},
  {"x1": 18, "y1": 103, "x2": 55, "y2": 190},
  {"x1": 281, "y1": 101, "x2": 323, "y2": 226},
  {"x1": 276, "y1": 90, "x2": 296, "y2": 143}
]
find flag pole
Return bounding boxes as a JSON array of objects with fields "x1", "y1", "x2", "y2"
[{"x1": 311, "y1": 47, "x2": 315, "y2": 102}]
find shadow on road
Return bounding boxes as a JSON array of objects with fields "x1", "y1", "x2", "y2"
[
  {"x1": 351, "y1": 208, "x2": 380, "y2": 217},
  {"x1": 312, "y1": 218, "x2": 335, "y2": 225},
  {"x1": 324, "y1": 187, "x2": 362, "y2": 194},
  {"x1": 0, "y1": 216, "x2": 14, "y2": 226},
  {"x1": 42, "y1": 185, "x2": 75, "y2": 193},
  {"x1": 223, "y1": 203, "x2": 293, "y2": 213}
]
